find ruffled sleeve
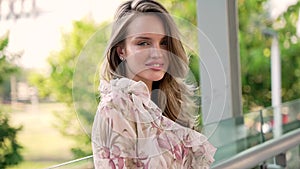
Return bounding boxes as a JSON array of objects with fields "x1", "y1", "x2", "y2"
[
  {"x1": 154, "y1": 116, "x2": 216, "y2": 168},
  {"x1": 91, "y1": 106, "x2": 128, "y2": 169}
]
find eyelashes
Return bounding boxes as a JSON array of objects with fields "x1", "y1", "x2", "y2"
[
  {"x1": 137, "y1": 41, "x2": 149, "y2": 46},
  {"x1": 160, "y1": 40, "x2": 168, "y2": 46},
  {"x1": 136, "y1": 40, "x2": 168, "y2": 47}
]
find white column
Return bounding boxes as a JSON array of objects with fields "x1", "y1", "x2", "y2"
[
  {"x1": 196, "y1": 1, "x2": 244, "y2": 160},
  {"x1": 271, "y1": 36, "x2": 282, "y2": 138},
  {"x1": 197, "y1": 0, "x2": 242, "y2": 125}
]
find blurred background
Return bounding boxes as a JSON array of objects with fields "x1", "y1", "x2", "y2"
[{"x1": 0, "y1": 0, "x2": 299, "y2": 168}]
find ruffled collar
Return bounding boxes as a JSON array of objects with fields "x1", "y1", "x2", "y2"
[
  {"x1": 99, "y1": 78, "x2": 150, "y2": 97},
  {"x1": 99, "y1": 78, "x2": 163, "y2": 123}
]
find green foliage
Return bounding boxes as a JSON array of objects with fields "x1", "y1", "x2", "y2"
[
  {"x1": 188, "y1": 53, "x2": 200, "y2": 86},
  {"x1": 0, "y1": 36, "x2": 8, "y2": 51},
  {"x1": 48, "y1": 20, "x2": 99, "y2": 157},
  {"x1": 239, "y1": 0, "x2": 300, "y2": 111},
  {"x1": 0, "y1": 110, "x2": 23, "y2": 168},
  {"x1": 161, "y1": 0, "x2": 197, "y2": 25},
  {"x1": 0, "y1": 34, "x2": 23, "y2": 168},
  {"x1": 238, "y1": 0, "x2": 273, "y2": 111},
  {"x1": 27, "y1": 72, "x2": 51, "y2": 99},
  {"x1": 30, "y1": 19, "x2": 109, "y2": 158},
  {"x1": 0, "y1": 36, "x2": 19, "y2": 85},
  {"x1": 47, "y1": 21, "x2": 98, "y2": 106},
  {"x1": 0, "y1": 34, "x2": 20, "y2": 102},
  {"x1": 276, "y1": 2, "x2": 300, "y2": 103}
]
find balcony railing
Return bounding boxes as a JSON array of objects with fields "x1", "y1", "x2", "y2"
[{"x1": 47, "y1": 99, "x2": 300, "y2": 169}]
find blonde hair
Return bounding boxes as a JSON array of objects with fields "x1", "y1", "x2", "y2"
[{"x1": 101, "y1": 0, "x2": 198, "y2": 128}]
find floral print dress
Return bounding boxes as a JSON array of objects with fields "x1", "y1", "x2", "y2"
[{"x1": 92, "y1": 78, "x2": 216, "y2": 169}]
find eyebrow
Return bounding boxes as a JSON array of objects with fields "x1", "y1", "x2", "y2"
[
  {"x1": 131, "y1": 35, "x2": 167, "y2": 41},
  {"x1": 133, "y1": 36, "x2": 151, "y2": 40}
]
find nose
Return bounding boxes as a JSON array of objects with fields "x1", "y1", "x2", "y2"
[{"x1": 150, "y1": 44, "x2": 163, "y2": 58}]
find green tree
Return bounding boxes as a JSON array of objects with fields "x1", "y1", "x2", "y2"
[
  {"x1": 0, "y1": 34, "x2": 23, "y2": 168},
  {"x1": 30, "y1": 19, "x2": 108, "y2": 158},
  {"x1": 48, "y1": 20, "x2": 99, "y2": 157},
  {"x1": 0, "y1": 110, "x2": 23, "y2": 168},
  {"x1": 0, "y1": 35, "x2": 19, "y2": 102},
  {"x1": 239, "y1": 0, "x2": 300, "y2": 111},
  {"x1": 238, "y1": 0, "x2": 273, "y2": 111},
  {"x1": 27, "y1": 71, "x2": 51, "y2": 99},
  {"x1": 276, "y1": 2, "x2": 300, "y2": 103}
]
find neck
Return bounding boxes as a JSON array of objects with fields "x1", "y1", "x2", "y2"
[
  {"x1": 145, "y1": 82, "x2": 152, "y2": 94},
  {"x1": 130, "y1": 76, "x2": 153, "y2": 94}
]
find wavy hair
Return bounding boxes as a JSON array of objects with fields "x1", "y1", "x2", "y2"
[{"x1": 101, "y1": 0, "x2": 198, "y2": 128}]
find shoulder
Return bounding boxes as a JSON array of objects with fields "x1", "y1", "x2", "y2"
[{"x1": 98, "y1": 77, "x2": 152, "y2": 111}]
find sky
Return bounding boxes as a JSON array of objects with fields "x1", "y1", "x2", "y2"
[
  {"x1": 0, "y1": 0, "x2": 123, "y2": 71},
  {"x1": 0, "y1": 0, "x2": 299, "y2": 72}
]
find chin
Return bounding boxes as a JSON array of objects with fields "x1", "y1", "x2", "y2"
[
  {"x1": 147, "y1": 73, "x2": 165, "y2": 82},
  {"x1": 136, "y1": 70, "x2": 166, "y2": 82}
]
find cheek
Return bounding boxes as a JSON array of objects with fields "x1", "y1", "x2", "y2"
[
  {"x1": 164, "y1": 53, "x2": 170, "y2": 69},
  {"x1": 127, "y1": 58, "x2": 144, "y2": 68},
  {"x1": 126, "y1": 53, "x2": 147, "y2": 71},
  {"x1": 127, "y1": 50, "x2": 149, "y2": 63}
]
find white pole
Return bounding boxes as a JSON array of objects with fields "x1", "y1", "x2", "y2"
[
  {"x1": 271, "y1": 35, "x2": 282, "y2": 138},
  {"x1": 297, "y1": 11, "x2": 300, "y2": 37}
]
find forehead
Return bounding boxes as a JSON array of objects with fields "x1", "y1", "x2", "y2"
[{"x1": 126, "y1": 14, "x2": 166, "y2": 37}]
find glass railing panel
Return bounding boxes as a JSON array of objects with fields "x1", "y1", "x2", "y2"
[
  {"x1": 207, "y1": 99, "x2": 300, "y2": 166},
  {"x1": 279, "y1": 99, "x2": 300, "y2": 133},
  {"x1": 260, "y1": 99, "x2": 300, "y2": 142},
  {"x1": 203, "y1": 110, "x2": 264, "y2": 165}
]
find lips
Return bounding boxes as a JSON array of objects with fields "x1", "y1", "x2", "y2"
[
  {"x1": 146, "y1": 63, "x2": 163, "y2": 67},
  {"x1": 145, "y1": 62, "x2": 164, "y2": 70}
]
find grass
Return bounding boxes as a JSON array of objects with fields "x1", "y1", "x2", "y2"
[
  {"x1": 7, "y1": 160, "x2": 94, "y2": 169},
  {"x1": 7, "y1": 102, "x2": 76, "y2": 169},
  {"x1": 7, "y1": 161, "x2": 58, "y2": 169}
]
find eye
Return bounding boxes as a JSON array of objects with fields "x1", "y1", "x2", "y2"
[
  {"x1": 160, "y1": 39, "x2": 168, "y2": 46},
  {"x1": 137, "y1": 41, "x2": 149, "y2": 46}
]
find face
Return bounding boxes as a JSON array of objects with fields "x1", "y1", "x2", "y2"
[{"x1": 117, "y1": 14, "x2": 169, "y2": 88}]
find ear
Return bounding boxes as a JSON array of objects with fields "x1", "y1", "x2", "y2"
[{"x1": 117, "y1": 46, "x2": 126, "y2": 57}]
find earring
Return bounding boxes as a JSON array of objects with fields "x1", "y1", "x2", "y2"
[{"x1": 120, "y1": 57, "x2": 124, "y2": 61}]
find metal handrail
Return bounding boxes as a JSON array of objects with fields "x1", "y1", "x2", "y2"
[
  {"x1": 45, "y1": 128, "x2": 300, "y2": 169},
  {"x1": 46, "y1": 155, "x2": 93, "y2": 169},
  {"x1": 212, "y1": 128, "x2": 300, "y2": 169}
]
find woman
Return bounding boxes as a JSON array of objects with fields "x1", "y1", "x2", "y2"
[{"x1": 92, "y1": 0, "x2": 216, "y2": 168}]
